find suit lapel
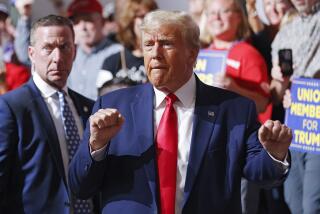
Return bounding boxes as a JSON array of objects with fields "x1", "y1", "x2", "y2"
[
  {"x1": 68, "y1": 89, "x2": 91, "y2": 126},
  {"x1": 26, "y1": 80, "x2": 67, "y2": 187},
  {"x1": 183, "y1": 78, "x2": 220, "y2": 207},
  {"x1": 130, "y1": 84, "x2": 159, "y2": 209}
]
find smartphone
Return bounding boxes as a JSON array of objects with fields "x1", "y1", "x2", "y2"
[{"x1": 278, "y1": 49, "x2": 293, "y2": 76}]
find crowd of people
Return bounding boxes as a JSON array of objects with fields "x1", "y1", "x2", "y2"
[{"x1": 0, "y1": 0, "x2": 318, "y2": 213}]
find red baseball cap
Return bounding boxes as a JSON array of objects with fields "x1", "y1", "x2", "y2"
[{"x1": 67, "y1": 0, "x2": 103, "y2": 18}]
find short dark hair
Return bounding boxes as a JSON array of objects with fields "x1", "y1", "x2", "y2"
[{"x1": 30, "y1": 14, "x2": 75, "y2": 46}]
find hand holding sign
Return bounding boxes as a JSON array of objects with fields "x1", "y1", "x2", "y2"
[
  {"x1": 194, "y1": 50, "x2": 228, "y2": 86},
  {"x1": 283, "y1": 89, "x2": 292, "y2": 109},
  {"x1": 211, "y1": 73, "x2": 237, "y2": 90},
  {"x1": 258, "y1": 120, "x2": 292, "y2": 161},
  {"x1": 285, "y1": 78, "x2": 320, "y2": 153}
]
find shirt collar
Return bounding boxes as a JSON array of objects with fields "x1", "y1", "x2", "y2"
[
  {"x1": 154, "y1": 73, "x2": 196, "y2": 109},
  {"x1": 33, "y1": 72, "x2": 68, "y2": 98}
]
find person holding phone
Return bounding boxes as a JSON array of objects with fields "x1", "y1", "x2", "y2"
[
  {"x1": 278, "y1": 49, "x2": 293, "y2": 77},
  {"x1": 270, "y1": 0, "x2": 320, "y2": 213}
]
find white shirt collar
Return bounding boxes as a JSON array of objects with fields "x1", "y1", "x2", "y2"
[
  {"x1": 33, "y1": 72, "x2": 68, "y2": 98},
  {"x1": 154, "y1": 73, "x2": 196, "y2": 108}
]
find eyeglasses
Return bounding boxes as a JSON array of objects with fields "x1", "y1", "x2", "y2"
[{"x1": 206, "y1": 8, "x2": 239, "y2": 18}]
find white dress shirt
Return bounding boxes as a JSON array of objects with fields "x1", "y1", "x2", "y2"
[
  {"x1": 153, "y1": 74, "x2": 196, "y2": 214},
  {"x1": 91, "y1": 74, "x2": 197, "y2": 213},
  {"x1": 33, "y1": 72, "x2": 83, "y2": 178}
]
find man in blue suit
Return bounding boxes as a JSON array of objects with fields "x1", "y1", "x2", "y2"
[
  {"x1": 69, "y1": 11, "x2": 292, "y2": 214},
  {"x1": 0, "y1": 15, "x2": 96, "y2": 213}
]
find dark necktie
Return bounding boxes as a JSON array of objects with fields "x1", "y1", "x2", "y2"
[
  {"x1": 58, "y1": 91, "x2": 92, "y2": 214},
  {"x1": 156, "y1": 93, "x2": 178, "y2": 214}
]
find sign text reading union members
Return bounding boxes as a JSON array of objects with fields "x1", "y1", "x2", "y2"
[{"x1": 285, "y1": 78, "x2": 320, "y2": 153}]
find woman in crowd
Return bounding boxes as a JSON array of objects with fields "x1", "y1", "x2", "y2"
[
  {"x1": 188, "y1": 0, "x2": 211, "y2": 47},
  {"x1": 205, "y1": 0, "x2": 270, "y2": 121},
  {"x1": 98, "y1": 0, "x2": 157, "y2": 95},
  {"x1": 248, "y1": 0, "x2": 295, "y2": 74},
  {"x1": 270, "y1": 0, "x2": 320, "y2": 212},
  {"x1": 204, "y1": 0, "x2": 271, "y2": 213}
]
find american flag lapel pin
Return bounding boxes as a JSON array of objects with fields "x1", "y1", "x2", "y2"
[{"x1": 208, "y1": 111, "x2": 215, "y2": 117}]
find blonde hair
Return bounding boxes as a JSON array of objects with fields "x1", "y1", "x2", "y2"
[
  {"x1": 141, "y1": 10, "x2": 201, "y2": 50},
  {"x1": 280, "y1": 8, "x2": 298, "y2": 28},
  {"x1": 205, "y1": 0, "x2": 251, "y2": 40}
]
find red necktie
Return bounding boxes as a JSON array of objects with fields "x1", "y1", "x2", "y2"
[{"x1": 156, "y1": 93, "x2": 178, "y2": 214}]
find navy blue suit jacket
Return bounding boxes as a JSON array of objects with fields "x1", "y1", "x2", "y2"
[
  {"x1": 69, "y1": 77, "x2": 287, "y2": 214},
  {"x1": 0, "y1": 79, "x2": 94, "y2": 214}
]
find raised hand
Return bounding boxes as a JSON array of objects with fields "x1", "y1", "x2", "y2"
[
  {"x1": 89, "y1": 108, "x2": 124, "y2": 151},
  {"x1": 258, "y1": 120, "x2": 292, "y2": 161}
]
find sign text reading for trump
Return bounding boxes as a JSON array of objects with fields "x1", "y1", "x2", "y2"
[
  {"x1": 285, "y1": 78, "x2": 320, "y2": 153},
  {"x1": 194, "y1": 50, "x2": 228, "y2": 85}
]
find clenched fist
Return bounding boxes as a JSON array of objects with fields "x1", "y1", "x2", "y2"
[
  {"x1": 89, "y1": 108, "x2": 124, "y2": 151},
  {"x1": 258, "y1": 120, "x2": 292, "y2": 161}
]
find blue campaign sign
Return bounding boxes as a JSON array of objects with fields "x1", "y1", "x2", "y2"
[
  {"x1": 194, "y1": 50, "x2": 228, "y2": 86},
  {"x1": 285, "y1": 78, "x2": 320, "y2": 153}
]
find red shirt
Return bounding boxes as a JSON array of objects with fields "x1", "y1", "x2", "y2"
[
  {"x1": 209, "y1": 41, "x2": 271, "y2": 122},
  {"x1": 5, "y1": 62, "x2": 30, "y2": 91}
]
